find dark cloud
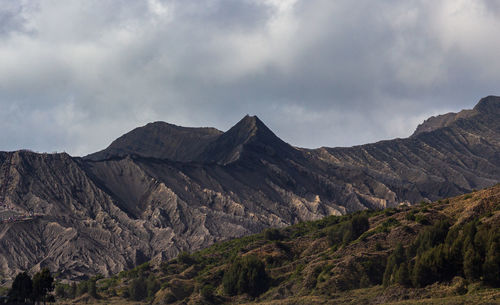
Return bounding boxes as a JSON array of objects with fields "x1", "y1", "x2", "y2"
[{"x1": 0, "y1": 0, "x2": 499, "y2": 155}]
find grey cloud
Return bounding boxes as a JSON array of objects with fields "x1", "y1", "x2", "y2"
[{"x1": 0, "y1": 0, "x2": 499, "y2": 155}]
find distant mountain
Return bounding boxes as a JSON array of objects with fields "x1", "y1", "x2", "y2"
[
  {"x1": 0, "y1": 96, "x2": 499, "y2": 282},
  {"x1": 86, "y1": 122, "x2": 222, "y2": 162}
]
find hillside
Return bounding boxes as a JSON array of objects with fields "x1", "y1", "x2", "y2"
[
  {"x1": 0, "y1": 96, "x2": 499, "y2": 282},
  {"x1": 52, "y1": 183, "x2": 500, "y2": 304}
]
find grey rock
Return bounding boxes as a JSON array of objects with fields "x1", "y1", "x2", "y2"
[{"x1": 0, "y1": 96, "x2": 499, "y2": 281}]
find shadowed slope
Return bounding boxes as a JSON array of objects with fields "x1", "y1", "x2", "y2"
[{"x1": 85, "y1": 122, "x2": 222, "y2": 162}]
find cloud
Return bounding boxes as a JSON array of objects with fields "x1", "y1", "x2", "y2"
[{"x1": 0, "y1": 0, "x2": 499, "y2": 155}]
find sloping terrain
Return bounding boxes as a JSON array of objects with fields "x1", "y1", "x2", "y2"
[
  {"x1": 0, "y1": 96, "x2": 499, "y2": 282},
  {"x1": 56, "y1": 184, "x2": 500, "y2": 304}
]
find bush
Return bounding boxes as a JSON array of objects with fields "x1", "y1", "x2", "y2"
[
  {"x1": 88, "y1": 279, "x2": 97, "y2": 298},
  {"x1": 55, "y1": 283, "x2": 66, "y2": 298},
  {"x1": 264, "y1": 228, "x2": 284, "y2": 241},
  {"x1": 76, "y1": 281, "x2": 88, "y2": 296},
  {"x1": 200, "y1": 284, "x2": 215, "y2": 300},
  {"x1": 129, "y1": 277, "x2": 147, "y2": 301},
  {"x1": 177, "y1": 252, "x2": 196, "y2": 266},
  {"x1": 415, "y1": 214, "x2": 429, "y2": 225},
  {"x1": 146, "y1": 275, "x2": 160, "y2": 299}
]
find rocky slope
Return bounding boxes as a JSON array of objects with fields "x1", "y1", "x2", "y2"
[
  {"x1": 61, "y1": 184, "x2": 500, "y2": 304},
  {"x1": 0, "y1": 96, "x2": 499, "y2": 282}
]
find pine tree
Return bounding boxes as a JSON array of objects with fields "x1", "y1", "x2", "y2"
[
  {"x1": 483, "y1": 241, "x2": 500, "y2": 286},
  {"x1": 8, "y1": 272, "x2": 33, "y2": 304},
  {"x1": 395, "y1": 262, "x2": 410, "y2": 287},
  {"x1": 32, "y1": 268, "x2": 54, "y2": 304}
]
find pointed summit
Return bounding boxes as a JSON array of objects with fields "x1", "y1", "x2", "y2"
[{"x1": 198, "y1": 115, "x2": 296, "y2": 165}]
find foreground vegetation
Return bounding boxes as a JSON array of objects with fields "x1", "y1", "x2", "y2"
[{"x1": 4, "y1": 184, "x2": 500, "y2": 304}]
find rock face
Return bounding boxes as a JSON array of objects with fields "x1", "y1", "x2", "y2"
[
  {"x1": 1, "y1": 96, "x2": 499, "y2": 281},
  {"x1": 86, "y1": 122, "x2": 222, "y2": 162}
]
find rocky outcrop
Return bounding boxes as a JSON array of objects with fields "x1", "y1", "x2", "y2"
[{"x1": 0, "y1": 96, "x2": 499, "y2": 282}]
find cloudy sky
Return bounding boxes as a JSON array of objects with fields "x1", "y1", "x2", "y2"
[{"x1": 1, "y1": 0, "x2": 499, "y2": 156}]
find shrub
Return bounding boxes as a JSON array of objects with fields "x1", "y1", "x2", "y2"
[
  {"x1": 129, "y1": 277, "x2": 147, "y2": 301},
  {"x1": 264, "y1": 228, "x2": 284, "y2": 241},
  {"x1": 200, "y1": 284, "x2": 215, "y2": 300},
  {"x1": 55, "y1": 283, "x2": 66, "y2": 298},
  {"x1": 146, "y1": 275, "x2": 160, "y2": 299},
  {"x1": 177, "y1": 252, "x2": 196, "y2": 266}
]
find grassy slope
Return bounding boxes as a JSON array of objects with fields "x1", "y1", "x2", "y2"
[{"x1": 58, "y1": 184, "x2": 500, "y2": 304}]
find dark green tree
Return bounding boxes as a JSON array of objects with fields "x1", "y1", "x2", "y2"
[
  {"x1": 395, "y1": 262, "x2": 411, "y2": 287},
  {"x1": 146, "y1": 274, "x2": 160, "y2": 299},
  {"x1": 383, "y1": 243, "x2": 405, "y2": 287},
  {"x1": 129, "y1": 277, "x2": 147, "y2": 301},
  {"x1": 32, "y1": 268, "x2": 54, "y2": 304},
  {"x1": 8, "y1": 272, "x2": 33, "y2": 304},
  {"x1": 223, "y1": 255, "x2": 269, "y2": 297},
  {"x1": 483, "y1": 241, "x2": 500, "y2": 286},
  {"x1": 69, "y1": 282, "x2": 77, "y2": 298},
  {"x1": 88, "y1": 279, "x2": 97, "y2": 298},
  {"x1": 463, "y1": 247, "x2": 482, "y2": 280},
  {"x1": 350, "y1": 215, "x2": 370, "y2": 240}
]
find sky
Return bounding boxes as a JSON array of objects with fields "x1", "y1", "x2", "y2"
[{"x1": 1, "y1": 0, "x2": 499, "y2": 156}]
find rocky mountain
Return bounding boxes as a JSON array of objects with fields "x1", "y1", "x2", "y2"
[
  {"x1": 0, "y1": 96, "x2": 499, "y2": 282},
  {"x1": 86, "y1": 122, "x2": 222, "y2": 162},
  {"x1": 74, "y1": 184, "x2": 500, "y2": 305}
]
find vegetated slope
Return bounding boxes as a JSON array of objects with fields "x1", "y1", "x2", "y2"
[
  {"x1": 0, "y1": 96, "x2": 499, "y2": 283},
  {"x1": 74, "y1": 184, "x2": 499, "y2": 305}
]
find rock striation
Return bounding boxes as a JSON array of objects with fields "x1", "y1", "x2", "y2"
[{"x1": 0, "y1": 96, "x2": 499, "y2": 281}]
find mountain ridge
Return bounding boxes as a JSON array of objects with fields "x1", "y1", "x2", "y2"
[{"x1": 0, "y1": 96, "x2": 499, "y2": 282}]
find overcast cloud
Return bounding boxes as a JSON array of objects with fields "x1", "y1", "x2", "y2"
[{"x1": 0, "y1": 0, "x2": 499, "y2": 156}]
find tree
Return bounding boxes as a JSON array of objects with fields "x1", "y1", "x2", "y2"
[
  {"x1": 350, "y1": 215, "x2": 369, "y2": 239},
  {"x1": 483, "y1": 241, "x2": 500, "y2": 286},
  {"x1": 32, "y1": 268, "x2": 54, "y2": 304},
  {"x1": 395, "y1": 262, "x2": 410, "y2": 287},
  {"x1": 69, "y1": 282, "x2": 77, "y2": 299},
  {"x1": 146, "y1": 274, "x2": 160, "y2": 299},
  {"x1": 463, "y1": 247, "x2": 482, "y2": 280},
  {"x1": 8, "y1": 272, "x2": 33, "y2": 304},
  {"x1": 55, "y1": 283, "x2": 66, "y2": 298},
  {"x1": 223, "y1": 255, "x2": 269, "y2": 297},
  {"x1": 88, "y1": 279, "x2": 97, "y2": 298},
  {"x1": 129, "y1": 277, "x2": 147, "y2": 301},
  {"x1": 383, "y1": 243, "x2": 405, "y2": 287}
]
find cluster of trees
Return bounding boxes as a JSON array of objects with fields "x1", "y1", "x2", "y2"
[
  {"x1": 7, "y1": 268, "x2": 54, "y2": 304},
  {"x1": 125, "y1": 274, "x2": 160, "y2": 301},
  {"x1": 222, "y1": 255, "x2": 269, "y2": 297},
  {"x1": 327, "y1": 214, "x2": 369, "y2": 246},
  {"x1": 384, "y1": 219, "x2": 500, "y2": 288}
]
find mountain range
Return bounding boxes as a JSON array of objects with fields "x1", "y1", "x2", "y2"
[{"x1": 0, "y1": 96, "x2": 499, "y2": 282}]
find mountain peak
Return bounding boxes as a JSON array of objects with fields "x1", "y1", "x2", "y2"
[
  {"x1": 473, "y1": 95, "x2": 500, "y2": 115},
  {"x1": 197, "y1": 115, "x2": 296, "y2": 165},
  {"x1": 412, "y1": 95, "x2": 499, "y2": 137}
]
